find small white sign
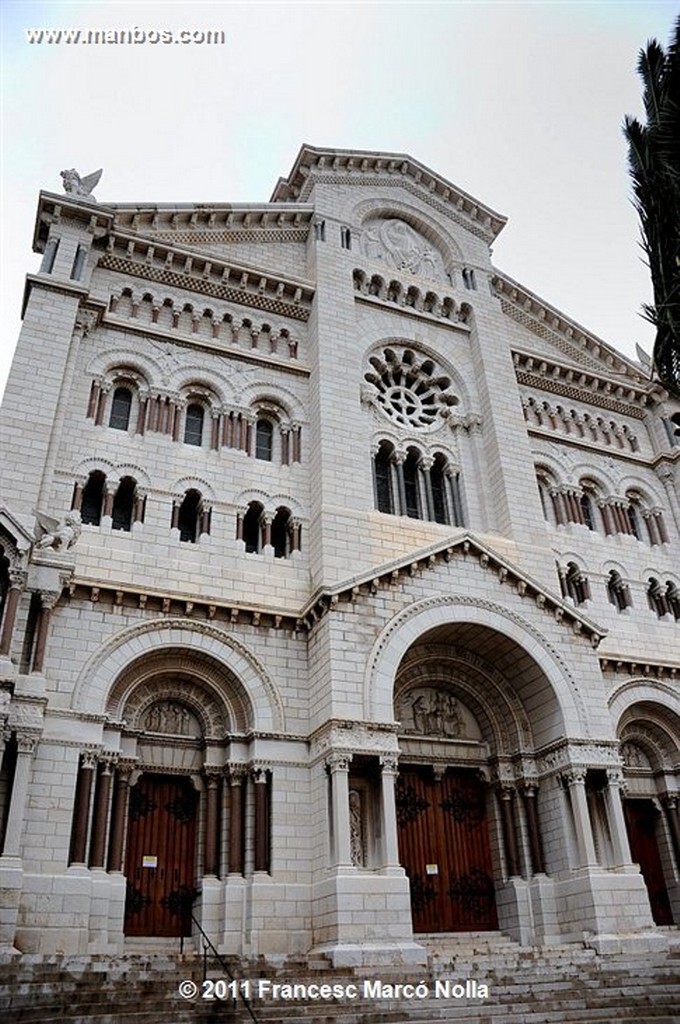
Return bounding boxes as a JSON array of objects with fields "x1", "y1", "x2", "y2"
[
  {"x1": 142, "y1": 855, "x2": 157, "y2": 868},
  {"x1": 425, "y1": 863, "x2": 439, "y2": 875}
]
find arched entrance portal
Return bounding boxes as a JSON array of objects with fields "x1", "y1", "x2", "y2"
[
  {"x1": 393, "y1": 619, "x2": 564, "y2": 935},
  {"x1": 616, "y1": 699, "x2": 680, "y2": 927}
]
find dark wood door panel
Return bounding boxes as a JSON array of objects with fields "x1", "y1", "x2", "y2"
[
  {"x1": 397, "y1": 767, "x2": 497, "y2": 933},
  {"x1": 624, "y1": 799, "x2": 673, "y2": 926},
  {"x1": 124, "y1": 775, "x2": 197, "y2": 937}
]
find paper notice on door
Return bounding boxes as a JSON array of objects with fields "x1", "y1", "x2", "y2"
[
  {"x1": 142, "y1": 855, "x2": 157, "y2": 868},
  {"x1": 425, "y1": 863, "x2": 439, "y2": 875}
]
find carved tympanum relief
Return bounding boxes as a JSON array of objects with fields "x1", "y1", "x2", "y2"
[
  {"x1": 144, "y1": 700, "x2": 202, "y2": 738},
  {"x1": 620, "y1": 741, "x2": 653, "y2": 770},
  {"x1": 396, "y1": 687, "x2": 482, "y2": 740},
  {"x1": 362, "y1": 219, "x2": 448, "y2": 283}
]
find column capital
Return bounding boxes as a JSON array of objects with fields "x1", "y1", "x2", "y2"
[
  {"x1": 563, "y1": 767, "x2": 587, "y2": 786},
  {"x1": 38, "y1": 588, "x2": 62, "y2": 611},
  {"x1": 251, "y1": 765, "x2": 269, "y2": 784},
  {"x1": 379, "y1": 753, "x2": 399, "y2": 775},
  {"x1": 227, "y1": 763, "x2": 248, "y2": 784},
  {"x1": 15, "y1": 729, "x2": 40, "y2": 755},
  {"x1": 80, "y1": 748, "x2": 100, "y2": 770},
  {"x1": 605, "y1": 766, "x2": 625, "y2": 787},
  {"x1": 326, "y1": 752, "x2": 350, "y2": 773},
  {"x1": 8, "y1": 569, "x2": 27, "y2": 589}
]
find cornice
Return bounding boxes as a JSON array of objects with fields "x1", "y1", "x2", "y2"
[
  {"x1": 496, "y1": 273, "x2": 652, "y2": 388},
  {"x1": 108, "y1": 202, "x2": 314, "y2": 238},
  {"x1": 599, "y1": 657, "x2": 679, "y2": 680},
  {"x1": 271, "y1": 145, "x2": 506, "y2": 241},
  {"x1": 97, "y1": 232, "x2": 314, "y2": 323},
  {"x1": 513, "y1": 350, "x2": 651, "y2": 417},
  {"x1": 526, "y1": 428, "x2": 650, "y2": 463},
  {"x1": 34, "y1": 191, "x2": 114, "y2": 252}
]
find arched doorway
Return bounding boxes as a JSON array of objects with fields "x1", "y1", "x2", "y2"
[
  {"x1": 617, "y1": 702, "x2": 680, "y2": 927},
  {"x1": 392, "y1": 620, "x2": 563, "y2": 935}
]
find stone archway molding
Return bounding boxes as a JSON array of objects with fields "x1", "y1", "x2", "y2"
[
  {"x1": 364, "y1": 596, "x2": 587, "y2": 739},
  {"x1": 70, "y1": 618, "x2": 285, "y2": 731}
]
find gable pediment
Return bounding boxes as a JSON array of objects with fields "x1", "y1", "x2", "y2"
[
  {"x1": 300, "y1": 532, "x2": 606, "y2": 647},
  {"x1": 271, "y1": 145, "x2": 506, "y2": 244}
]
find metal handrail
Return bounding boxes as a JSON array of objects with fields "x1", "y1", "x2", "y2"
[{"x1": 190, "y1": 911, "x2": 259, "y2": 1024}]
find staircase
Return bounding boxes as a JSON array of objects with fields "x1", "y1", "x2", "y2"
[{"x1": 1, "y1": 934, "x2": 679, "y2": 1024}]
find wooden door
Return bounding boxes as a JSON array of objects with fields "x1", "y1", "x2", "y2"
[
  {"x1": 124, "y1": 774, "x2": 198, "y2": 937},
  {"x1": 396, "y1": 767, "x2": 497, "y2": 932},
  {"x1": 624, "y1": 799, "x2": 673, "y2": 926}
]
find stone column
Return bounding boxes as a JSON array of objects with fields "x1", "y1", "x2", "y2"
[
  {"x1": 564, "y1": 769, "x2": 597, "y2": 868},
  {"x1": 0, "y1": 571, "x2": 25, "y2": 658},
  {"x1": 107, "y1": 763, "x2": 132, "y2": 872},
  {"x1": 420, "y1": 456, "x2": 435, "y2": 521},
  {"x1": 327, "y1": 753, "x2": 353, "y2": 868},
  {"x1": 523, "y1": 785, "x2": 546, "y2": 874},
  {"x1": 204, "y1": 769, "x2": 220, "y2": 877},
  {"x1": 662, "y1": 795, "x2": 680, "y2": 871},
  {"x1": 228, "y1": 767, "x2": 246, "y2": 875},
  {"x1": 393, "y1": 451, "x2": 407, "y2": 517},
  {"x1": 1, "y1": 731, "x2": 38, "y2": 858},
  {"x1": 31, "y1": 589, "x2": 60, "y2": 674},
  {"x1": 379, "y1": 754, "x2": 401, "y2": 870},
  {"x1": 89, "y1": 757, "x2": 115, "y2": 868},
  {"x1": 262, "y1": 514, "x2": 273, "y2": 551},
  {"x1": 656, "y1": 465, "x2": 680, "y2": 535},
  {"x1": 252, "y1": 767, "x2": 270, "y2": 874},
  {"x1": 69, "y1": 750, "x2": 98, "y2": 865},
  {"x1": 499, "y1": 786, "x2": 522, "y2": 877},
  {"x1": 604, "y1": 768, "x2": 633, "y2": 867}
]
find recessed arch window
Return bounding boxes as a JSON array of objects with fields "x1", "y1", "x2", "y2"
[
  {"x1": 255, "y1": 418, "x2": 274, "y2": 461},
  {"x1": 184, "y1": 403, "x2": 205, "y2": 447},
  {"x1": 177, "y1": 489, "x2": 202, "y2": 543},
  {"x1": 111, "y1": 476, "x2": 137, "y2": 532},
  {"x1": 627, "y1": 500, "x2": 642, "y2": 540},
  {"x1": 272, "y1": 507, "x2": 292, "y2": 558},
  {"x1": 403, "y1": 448, "x2": 423, "y2": 519},
  {"x1": 243, "y1": 501, "x2": 264, "y2": 553},
  {"x1": 109, "y1": 386, "x2": 133, "y2": 431},
  {"x1": 607, "y1": 570, "x2": 631, "y2": 612},
  {"x1": 373, "y1": 441, "x2": 395, "y2": 514},
  {"x1": 81, "y1": 471, "x2": 106, "y2": 526}
]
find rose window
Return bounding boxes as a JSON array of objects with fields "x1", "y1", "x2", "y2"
[{"x1": 364, "y1": 347, "x2": 458, "y2": 429}]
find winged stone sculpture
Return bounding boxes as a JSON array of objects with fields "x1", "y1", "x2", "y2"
[
  {"x1": 34, "y1": 509, "x2": 82, "y2": 551},
  {"x1": 60, "y1": 168, "x2": 103, "y2": 200}
]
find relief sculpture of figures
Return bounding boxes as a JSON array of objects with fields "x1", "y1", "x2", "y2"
[
  {"x1": 60, "y1": 168, "x2": 103, "y2": 200},
  {"x1": 362, "y1": 218, "x2": 445, "y2": 280},
  {"x1": 34, "y1": 509, "x2": 82, "y2": 551},
  {"x1": 411, "y1": 689, "x2": 464, "y2": 738}
]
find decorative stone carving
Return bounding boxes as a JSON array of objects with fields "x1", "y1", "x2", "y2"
[
  {"x1": 143, "y1": 700, "x2": 198, "y2": 737},
  {"x1": 34, "y1": 509, "x2": 82, "y2": 551},
  {"x1": 362, "y1": 218, "x2": 447, "y2": 281},
  {"x1": 621, "y1": 741, "x2": 653, "y2": 770},
  {"x1": 349, "y1": 789, "x2": 365, "y2": 867},
  {"x1": 396, "y1": 686, "x2": 479, "y2": 740},
  {"x1": 60, "y1": 167, "x2": 102, "y2": 200}
]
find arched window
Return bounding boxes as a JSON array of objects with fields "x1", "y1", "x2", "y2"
[
  {"x1": 665, "y1": 582, "x2": 680, "y2": 620},
  {"x1": 111, "y1": 477, "x2": 136, "y2": 532},
  {"x1": 184, "y1": 404, "x2": 205, "y2": 446},
  {"x1": 243, "y1": 502, "x2": 263, "y2": 553},
  {"x1": 647, "y1": 577, "x2": 668, "y2": 617},
  {"x1": 563, "y1": 562, "x2": 590, "y2": 605},
  {"x1": 580, "y1": 492, "x2": 596, "y2": 531},
  {"x1": 81, "y1": 471, "x2": 106, "y2": 526},
  {"x1": 403, "y1": 449, "x2": 422, "y2": 519},
  {"x1": 373, "y1": 442, "x2": 395, "y2": 514},
  {"x1": 255, "y1": 419, "x2": 274, "y2": 461},
  {"x1": 177, "y1": 489, "x2": 201, "y2": 543},
  {"x1": 430, "y1": 455, "x2": 449, "y2": 524},
  {"x1": 607, "y1": 571, "x2": 631, "y2": 612},
  {"x1": 627, "y1": 501, "x2": 642, "y2": 539},
  {"x1": 271, "y1": 507, "x2": 291, "y2": 558},
  {"x1": 109, "y1": 387, "x2": 132, "y2": 431}
]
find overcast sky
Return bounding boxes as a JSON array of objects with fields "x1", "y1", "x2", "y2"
[{"x1": 1, "y1": 1, "x2": 678, "y2": 400}]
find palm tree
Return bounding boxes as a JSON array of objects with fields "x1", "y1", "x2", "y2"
[{"x1": 623, "y1": 16, "x2": 680, "y2": 398}]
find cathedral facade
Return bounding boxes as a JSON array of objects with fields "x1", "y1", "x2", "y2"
[{"x1": 0, "y1": 147, "x2": 678, "y2": 962}]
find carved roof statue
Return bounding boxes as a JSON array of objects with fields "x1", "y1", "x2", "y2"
[
  {"x1": 60, "y1": 168, "x2": 102, "y2": 201},
  {"x1": 34, "y1": 509, "x2": 82, "y2": 551}
]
